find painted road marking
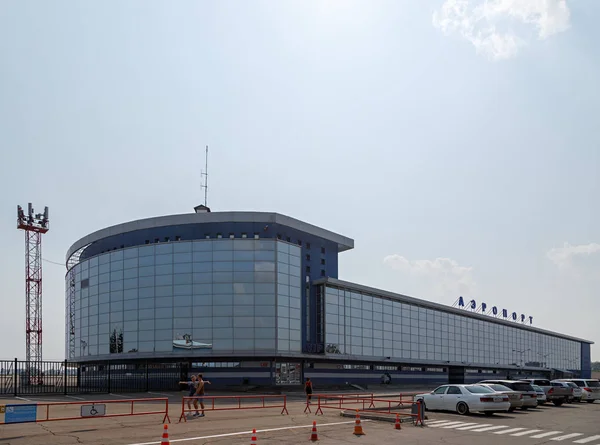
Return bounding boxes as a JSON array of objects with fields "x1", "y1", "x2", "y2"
[
  {"x1": 494, "y1": 428, "x2": 526, "y2": 435},
  {"x1": 549, "y1": 433, "x2": 584, "y2": 441},
  {"x1": 66, "y1": 395, "x2": 85, "y2": 401},
  {"x1": 574, "y1": 436, "x2": 600, "y2": 444},
  {"x1": 426, "y1": 420, "x2": 452, "y2": 425},
  {"x1": 148, "y1": 392, "x2": 173, "y2": 397},
  {"x1": 470, "y1": 425, "x2": 510, "y2": 432},
  {"x1": 442, "y1": 422, "x2": 478, "y2": 429},
  {"x1": 511, "y1": 430, "x2": 542, "y2": 437},
  {"x1": 429, "y1": 421, "x2": 465, "y2": 428},
  {"x1": 126, "y1": 420, "x2": 370, "y2": 445},
  {"x1": 455, "y1": 423, "x2": 492, "y2": 430},
  {"x1": 530, "y1": 431, "x2": 563, "y2": 439},
  {"x1": 108, "y1": 393, "x2": 131, "y2": 398}
]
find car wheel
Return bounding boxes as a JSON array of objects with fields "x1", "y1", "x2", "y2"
[
  {"x1": 456, "y1": 402, "x2": 469, "y2": 415},
  {"x1": 508, "y1": 407, "x2": 515, "y2": 412},
  {"x1": 484, "y1": 412, "x2": 494, "y2": 417},
  {"x1": 418, "y1": 399, "x2": 427, "y2": 411},
  {"x1": 587, "y1": 400, "x2": 595, "y2": 404},
  {"x1": 520, "y1": 406, "x2": 528, "y2": 410},
  {"x1": 553, "y1": 400, "x2": 563, "y2": 406}
]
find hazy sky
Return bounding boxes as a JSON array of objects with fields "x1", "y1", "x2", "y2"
[{"x1": 1, "y1": 0, "x2": 598, "y2": 362}]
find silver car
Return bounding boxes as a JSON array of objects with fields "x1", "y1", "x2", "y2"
[{"x1": 531, "y1": 384, "x2": 547, "y2": 405}]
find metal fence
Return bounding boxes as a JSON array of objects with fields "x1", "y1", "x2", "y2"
[{"x1": 0, "y1": 359, "x2": 184, "y2": 396}]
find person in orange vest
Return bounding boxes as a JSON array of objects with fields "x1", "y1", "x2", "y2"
[{"x1": 305, "y1": 378, "x2": 313, "y2": 404}]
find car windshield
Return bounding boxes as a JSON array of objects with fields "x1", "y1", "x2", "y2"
[
  {"x1": 488, "y1": 384, "x2": 511, "y2": 392},
  {"x1": 566, "y1": 382, "x2": 578, "y2": 388},
  {"x1": 587, "y1": 381, "x2": 600, "y2": 388},
  {"x1": 465, "y1": 385, "x2": 494, "y2": 394},
  {"x1": 573, "y1": 381, "x2": 586, "y2": 387},
  {"x1": 531, "y1": 385, "x2": 542, "y2": 391},
  {"x1": 512, "y1": 382, "x2": 534, "y2": 392}
]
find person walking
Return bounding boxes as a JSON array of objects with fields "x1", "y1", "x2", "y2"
[
  {"x1": 195, "y1": 373, "x2": 211, "y2": 417},
  {"x1": 178, "y1": 374, "x2": 200, "y2": 417},
  {"x1": 305, "y1": 377, "x2": 313, "y2": 404}
]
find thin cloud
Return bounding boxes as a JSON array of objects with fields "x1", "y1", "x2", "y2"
[
  {"x1": 383, "y1": 254, "x2": 477, "y2": 298},
  {"x1": 432, "y1": 0, "x2": 572, "y2": 60},
  {"x1": 547, "y1": 242, "x2": 600, "y2": 269}
]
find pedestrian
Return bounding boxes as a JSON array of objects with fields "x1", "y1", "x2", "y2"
[
  {"x1": 305, "y1": 377, "x2": 313, "y2": 404},
  {"x1": 178, "y1": 374, "x2": 200, "y2": 417},
  {"x1": 195, "y1": 373, "x2": 212, "y2": 417}
]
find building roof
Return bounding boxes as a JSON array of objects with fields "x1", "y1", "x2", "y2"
[
  {"x1": 66, "y1": 211, "x2": 354, "y2": 265},
  {"x1": 314, "y1": 277, "x2": 594, "y2": 345}
]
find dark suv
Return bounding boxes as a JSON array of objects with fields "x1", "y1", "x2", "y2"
[{"x1": 478, "y1": 380, "x2": 538, "y2": 409}]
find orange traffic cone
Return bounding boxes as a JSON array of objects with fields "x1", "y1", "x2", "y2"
[
  {"x1": 353, "y1": 411, "x2": 365, "y2": 436},
  {"x1": 310, "y1": 420, "x2": 319, "y2": 441},
  {"x1": 250, "y1": 428, "x2": 257, "y2": 445},
  {"x1": 394, "y1": 413, "x2": 401, "y2": 430},
  {"x1": 161, "y1": 424, "x2": 170, "y2": 445}
]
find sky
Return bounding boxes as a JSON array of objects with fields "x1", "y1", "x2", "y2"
[{"x1": 0, "y1": 0, "x2": 599, "y2": 362}]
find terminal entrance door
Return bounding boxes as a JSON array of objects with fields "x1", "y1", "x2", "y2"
[
  {"x1": 448, "y1": 366, "x2": 465, "y2": 384},
  {"x1": 275, "y1": 362, "x2": 302, "y2": 385}
]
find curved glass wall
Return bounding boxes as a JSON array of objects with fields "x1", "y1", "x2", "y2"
[
  {"x1": 68, "y1": 239, "x2": 302, "y2": 359},
  {"x1": 324, "y1": 286, "x2": 581, "y2": 370}
]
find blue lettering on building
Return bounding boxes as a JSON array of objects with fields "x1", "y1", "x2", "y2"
[{"x1": 455, "y1": 298, "x2": 534, "y2": 325}]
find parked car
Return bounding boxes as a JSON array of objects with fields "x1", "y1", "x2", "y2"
[
  {"x1": 478, "y1": 383, "x2": 523, "y2": 412},
  {"x1": 531, "y1": 384, "x2": 547, "y2": 405},
  {"x1": 549, "y1": 381, "x2": 575, "y2": 403},
  {"x1": 565, "y1": 382, "x2": 583, "y2": 402},
  {"x1": 414, "y1": 384, "x2": 510, "y2": 416},
  {"x1": 478, "y1": 380, "x2": 538, "y2": 409},
  {"x1": 560, "y1": 379, "x2": 600, "y2": 403},
  {"x1": 518, "y1": 379, "x2": 570, "y2": 406},
  {"x1": 552, "y1": 380, "x2": 582, "y2": 402}
]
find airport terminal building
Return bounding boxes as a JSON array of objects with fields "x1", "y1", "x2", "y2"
[{"x1": 65, "y1": 206, "x2": 593, "y2": 388}]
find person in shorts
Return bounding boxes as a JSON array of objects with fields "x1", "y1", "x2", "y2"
[
  {"x1": 194, "y1": 373, "x2": 212, "y2": 417},
  {"x1": 178, "y1": 374, "x2": 200, "y2": 417},
  {"x1": 305, "y1": 378, "x2": 313, "y2": 404}
]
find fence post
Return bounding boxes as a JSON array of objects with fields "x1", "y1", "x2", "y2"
[
  {"x1": 107, "y1": 362, "x2": 111, "y2": 394},
  {"x1": 145, "y1": 361, "x2": 149, "y2": 392},
  {"x1": 13, "y1": 358, "x2": 18, "y2": 397},
  {"x1": 64, "y1": 359, "x2": 68, "y2": 395}
]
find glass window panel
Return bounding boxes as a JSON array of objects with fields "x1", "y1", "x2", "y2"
[
  {"x1": 173, "y1": 242, "x2": 192, "y2": 253},
  {"x1": 156, "y1": 275, "x2": 173, "y2": 286},
  {"x1": 193, "y1": 252, "x2": 212, "y2": 262},
  {"x1": 255, "y1": 250, "x2": 275, "y2": 261},
  {"x1": 213, "y1": 251, "x2": 233, "y2": 261},
  {"x1": 174, "y1": 262, "x2": 193, "y2": 274},
  {"x1": 213, "y1": 261, "x2": 233, "y2": 272},
  {"x1": 233, "y1": 251, "x2": 254, "y2": 261},
  {"x1": 174, "y1": 252, "x2": 192, "y2": 263}
]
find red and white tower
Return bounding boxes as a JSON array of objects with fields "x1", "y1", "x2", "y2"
[{"x1": 17, "y1": 203, "x2": 49, "y2": 377}]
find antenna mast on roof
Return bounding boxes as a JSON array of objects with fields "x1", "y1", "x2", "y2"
[{"x1": 201, "y1": 145, "x2": 208, "y2": 207}]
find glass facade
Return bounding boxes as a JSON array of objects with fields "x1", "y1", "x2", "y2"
[
  {"x1": 324, "y1": 286, "x2": 582, "y2": 370},
  {"x1": 68, "y1": 239, "x2": 302, "y2": 359}
]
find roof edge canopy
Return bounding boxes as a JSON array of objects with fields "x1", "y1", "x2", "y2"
[{"x1": 66, "y1": 211, "x2": 354, "y2": 265}]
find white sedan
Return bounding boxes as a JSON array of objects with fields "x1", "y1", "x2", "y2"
[{"x1": 414, "y1": 384, "x2": 510, "y2": 416}]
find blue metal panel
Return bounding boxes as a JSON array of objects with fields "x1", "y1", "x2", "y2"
[{"x1": 581, "y1": 343, "x2": 592, "y2": 379}]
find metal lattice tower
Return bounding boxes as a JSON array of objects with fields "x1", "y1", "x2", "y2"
[
  {"x1": 17, "y1": 203, "x2": 49, "y2": 377},
  {"x1": 67, "y1": 269, "x2": 76, "y2": 359}
]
